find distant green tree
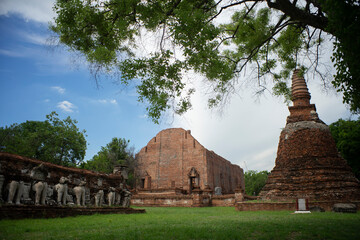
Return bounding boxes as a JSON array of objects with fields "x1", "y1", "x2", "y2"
[
  {"x1": 329, "y1": 118, "x2": 360, "y2": 180},
  {"x1": 82, "y1": 137, "x2": 137, "y2": 186},
  {"x1": 0, "y1": 112, "x2": 87, "y2": 166},
  {"x1": 244, "y1": 170, "x2": 269, "y2": 196}
]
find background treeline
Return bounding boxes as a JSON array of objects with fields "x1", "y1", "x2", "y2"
[{"x1": 1, "y1": 113, "x2": 359, "y2": 191}]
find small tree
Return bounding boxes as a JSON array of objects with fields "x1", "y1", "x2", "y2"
[
  {"x1": 82, "y1": 137, "x2": 137, "y2": 186},
  {"x1": 329, "y1": 118, "x2": 360, "y2": 180},
  {"x1": 0, "y1": 112, "x2": 87, "y2": 166},
  {"x1": 244, "y1": 170, "x2": 269, "y2": 196}
]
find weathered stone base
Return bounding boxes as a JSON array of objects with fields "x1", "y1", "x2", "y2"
[
  {"x1": 131, "y1": 194, "x2": 236, "y2": 207},
  {"x1": 211, "y1": 195, "x2": 236, "y2": 206},
  {"x1": 235, "y1": 201, "x2": 360, "y2": 212},
  {"x1": 0, "y1": 205, "x2": 145, "y2": 219},
  {"x1": 259, "y1": 167, "x2": 360, "y2": 201},
  {"x1": 236, "y1": 201, "x2": 295, "y2": 211},
  {"x1": 131, "y1": 194, "x2": 193, "y2": 207}
]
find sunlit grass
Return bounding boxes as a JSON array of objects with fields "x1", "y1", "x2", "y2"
[{"x1": 1, "y1": 207, "x2": 359, "y2": 239}]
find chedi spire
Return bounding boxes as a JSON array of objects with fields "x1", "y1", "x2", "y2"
[
  {"x1": 291, "y1": 69, "x2": 311, "y2": 106},
  {"x1": 287, "y1": 70, "x2": 320, "y2": 123},
  {"x1": 259, "y1": 70, "x2": 360, "y2": 202}
]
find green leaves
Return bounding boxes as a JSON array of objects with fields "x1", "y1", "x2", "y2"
[
  {"x1": 51, "y1": 0, "x2": 360, "y2": 122},
  {"x1": 119, "y1": 51, "x2": 187, "y2": 123},
  {"x1": 0, "y1": 111, "x2": 87, "y2": 166},
  {"x1": 320, "y1": 0, "x2": 360, "y2": 114},
  {"x1": 244, "y1": 170, "x2": 269, "y2": 196},
  {"x1": 329, "y1": 118, "x2": 360, "y2": 179},
  {"x1": 82, "y1": 137, "x2": 132, "y2": 174}
]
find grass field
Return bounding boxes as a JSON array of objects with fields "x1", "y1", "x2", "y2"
[{"x1": 1, "y1": 207, "x2": 360, "y2": 240}]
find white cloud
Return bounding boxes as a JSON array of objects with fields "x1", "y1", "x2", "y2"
[
  {"x1": 51, "y1": 86, "x2": 65, "y2": 94},
  {"x1": 171, "y1": 72, "x2": 356, "y2": 173},
  {"x1": 0, "y1": 0, "x2": 55, "y2": 23},
  {"x1": 0, "y1": 48, "x2": 25, "y2": 57},
  {"x1": 109, "y1": 99, "x2": 117, "y2": 105},
  {"x1": 252, "y1": 147, "x2": 277, "y2": 162},
  {"x1": 94, "y1": 99, "x2": 118, "y2": 105},
  {"x1": 23, "y1": 33, "x2": 48, "y2": 45},
  {"x1": 57, "y1": 100, "x2": 75, "y2": 113}
]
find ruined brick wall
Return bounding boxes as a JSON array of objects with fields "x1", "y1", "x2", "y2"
[
  {"x1": 206, "y1": 150, "x2": 244, "y2": 194},
  {"x1": 135, "y1": 128, "x2": 244, "y2": 194},
  {"x1": 236, "y1": 201, "x2": 360, "y2": 211},
  {"x1": 211, "y1": 194, "x2": 236, "y2": 206},
  {"x1": 130, "y1": 193, "x2": 237, "y2": 207},
  {"x1": 135, "y1": 128, "x2": 206, "y2": 191},
  {"x1": 131, "y1": 194, "x2": 194, "y2": 207}
]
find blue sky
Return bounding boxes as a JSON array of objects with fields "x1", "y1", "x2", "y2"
[
  {"x1": 0, "y1": 13, "x2": 165, "y2": 161},
  {"x1": 0, "y1": 1, "x2": 358, "y2": 171}
]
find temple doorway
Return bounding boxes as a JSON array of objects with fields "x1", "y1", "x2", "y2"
[{"x1": 188, "y1": 167, "x2": 200, "y2": 193}]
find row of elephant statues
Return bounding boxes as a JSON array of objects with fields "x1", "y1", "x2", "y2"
[{"x1": 0, "y1": 175, "x2": 132, "y2": 208}]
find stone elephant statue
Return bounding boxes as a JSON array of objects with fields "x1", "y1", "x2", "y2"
[
  {"x1": 122, "y1": 189, "x2": 132, "y2": 208},
  {"x1": 73, "y1": 181, "x2": 86, "y2": 206},
  {"x1": 7, "y1": 180, "x2": 24, "y2": 205},
  {"x1": 107, "y1": 187, "x2": 116, "y2": 206},
  {"x1": 32, "y1": 181, "x2": 48, "y2": 205},
  {"x1": 55, "y1": 177, "x2": 69, "y2": 205},
  {"x1": 94, "y1": 190, "x2": 104, "y2": 207}
]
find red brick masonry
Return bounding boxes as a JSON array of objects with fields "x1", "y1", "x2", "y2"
[
  {"x1": 135, "y1": 128, "x2": 244, "y2": 194},
  {"x1": 259, "y1": 70, "x2": 360, "y2": 202},
  {"x1": 236, "y1": 201, "x2": 360, "y2": 211}
]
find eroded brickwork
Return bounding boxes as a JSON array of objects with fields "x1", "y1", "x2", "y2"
[
  {"x1": 135, "y1": 128, "x2": 244, "y2": 194},
  {"x1": 259, "y1": 70, "x2": 360, "y2": 201}
]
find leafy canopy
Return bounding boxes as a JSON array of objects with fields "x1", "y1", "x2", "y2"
[
  {"x1": 244, "y1": 170, "x2": 269, "y2": 196},
  {"x1": 329, "y1": 118, "x2": 360, "y2": 180},
  {"x1": 81, "y1": 137, "x2": 137, "y2": 186},
  {"x1": 82, "y1": 137, "x2": 132, "y2": 172},
  {"x1": 51, "y1": 0, "x2": 360, "y2": 122},
  {"x1": 0, "y1": 112, "x2": 87, "y2": 166}
]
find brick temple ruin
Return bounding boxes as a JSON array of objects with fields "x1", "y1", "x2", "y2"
[
  {"x1": 131, "y1": 128, "x2": 245, "y2": 207},
  {"x1": 254, "y1": 70, "x2": 360, "y2": 209}
]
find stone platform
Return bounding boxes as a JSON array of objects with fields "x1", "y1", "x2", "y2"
[
  {"x1": 0, "y1": 205, "x2": 145, "y2": 219},
  {"x1": 236, "y1": 201, "x2": 360, "y2": 212}
]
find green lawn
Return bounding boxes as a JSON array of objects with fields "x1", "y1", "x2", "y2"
[{"x1": 1, "y1": 207, "x2": 359, "y2": 240}]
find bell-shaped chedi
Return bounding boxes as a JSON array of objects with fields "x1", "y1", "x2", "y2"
[{"x1": 259, "y1": 70, "x2": 360, "y2": 201}]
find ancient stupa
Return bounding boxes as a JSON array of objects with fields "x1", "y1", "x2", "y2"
[{"x1": 259, "y1": 70, "x2": 360, "y2": 201}]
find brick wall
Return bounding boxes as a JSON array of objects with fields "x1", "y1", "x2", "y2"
[
  {"x1": 211, "y1": 194, "x2": 236, "y2": 206},
  {"x1": 135, "y1": 128, "x2": 244, "y2": 194},
  {"x1": 131, "y1": 193, "x2": 236, "y2": 207},
  {"x1": 236, "y1": 201, "x2": 360, "y2": 211}
]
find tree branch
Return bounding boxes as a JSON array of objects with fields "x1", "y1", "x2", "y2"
[
  {"x1": 234, "y1": 19, "x2": 295, "y2": 74},
  {"x1": 266, "y1": 0, "x2": 328, "y2": 32},
  {"x1": 207, "y1": 0, "x2": 258, "y2": 23}
]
